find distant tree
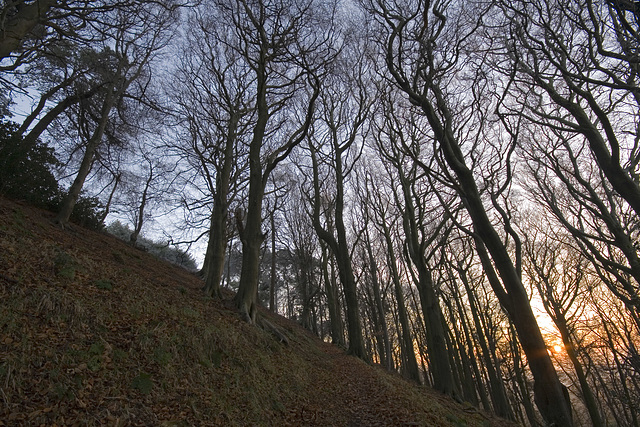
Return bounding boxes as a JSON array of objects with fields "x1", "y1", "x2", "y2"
[
  {"x1": 365, "y1": 171, "x2": 421, "y2": 384},
  {"x1": 278, "y1": 177, "x2": 320, "y2": 330},
  {"x1": 447, "y1": 236, "x2": 515, "y2": 419},
  {"x1": 105, "y1": 220, "x2": 198, "y2": 270},
  {"x1": 0, "y1": 0, "x2": 182, "y2": 73},
  {"x1": 124, "y1": 147, "x2": 169, "y2": 247},
  {"x1": 0, "y1": 0, "x2": 58, "y2": 61},
  {"x1": 522, "y1": 217, "x2": 605, "y2": 427}
]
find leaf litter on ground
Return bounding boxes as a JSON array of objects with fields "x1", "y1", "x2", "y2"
[{"x1": 0, "y1": 197, "x2": 519, "y2": 426}]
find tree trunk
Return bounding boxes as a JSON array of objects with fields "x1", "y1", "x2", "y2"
[
  {"x1": 335, "y1": 248, "x2": 367, "y2": 360},
  {"x1": 234, "y1": 142, "x2": 266, "y2": 322},
  {"x1": 201, "y1": 191, "x2": 228, "y2": 298},
  {"x1": 322, "y1": 242, "x2": 345, "y2": 346},
  {"x1": 509, "y1": 324, "x2": 539, "y2": 427},
  {"x1": 54, "y1": 90, "x2": 115, "y2": 227},
  {"x1": 365, "y1": 231, "x2": 392, "y2": 370},
  {"x1": 129, "y1": 161, "x2": 153, "y2": 246},
  {"x1": 99, "y1": 172, "x2": 121, "y2": 224},
  {"x1": 380, "y1": 218, "x2": 421, "y2": 384},
  {"x1": 269, "y1": 211, "x2": 276, "y2": 312},
  {"x1": 234, "y1": 203, "x2": 264, "y2": 323},
  {"x1": 203, "y1": 113, "x2": 238, "y2": 298},
  {"x1": 458, "y1": 263, "x2": 513, "y2": 419},
  {"x1": 309, "y1": 144, "x2": 367, "y2": 360},
  {"x1": 452, "y1": 286, "x2": 492, "y2": 410},
  {"x1": 399, "y1": 176, "x2": 457, "y2": 396},
  {"x1": 234, "y1": 47, "x2": 269, "y2": 320},
  {"x1": 419, "y1": 86, "x2": 572, "y2": 424},
  {"x1": 554, "y1": 314, "x2": 603, "y2": 427},
  {"x1": 202, "y1": 207, "x2": 227, "y2": 299},
  {"x1": 443, "y1": 294, "x2": 478, "y2": 405}
]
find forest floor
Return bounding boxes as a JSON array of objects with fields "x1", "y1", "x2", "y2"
[{"x1": 0, "y1": 196, "x2": 519, "y2": 426}]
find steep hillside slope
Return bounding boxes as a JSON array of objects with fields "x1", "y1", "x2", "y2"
[{"x1": 0, "y1": 197, "x2": 517, "y2": 426}]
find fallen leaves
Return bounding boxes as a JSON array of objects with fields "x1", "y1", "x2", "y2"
[{"x1": 0, "y1": 197, "x2": 518, "y2": 427}]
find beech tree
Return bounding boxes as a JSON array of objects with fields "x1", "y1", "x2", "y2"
[
  {"x1": 371, "y1": 94, "x2": 459, "y2": 396},
  {"x1": 499, "y1": 0, "x2": 640, "y2": 217},
  {"x1": 364, "y1": 171, "x2": 422, "y2": 384},
  {"x1": 497, "y1": 0, "x2": 640, "y2": 324},
  {"x1": 278, "y1": 178, "x2": 321, "y2": 330},
  {"x1": 170, "y1": 6, "x2": 254, "y2": 298},
  {"x1": 365, "y1": 0, "x2": 573, "y2": 423},
  {"x1": 303, "y1": 36, "x2": 374, "y2": 359},
  {"x1": 53, "y1": 3, "x2": 177, "y2": 227},
  {"x1": 215, "y1": 0, "x2": 332, "y2": 327},
  {"x1": 521, "y1": 218, "x2": 605, "y2": 426},
  {"x1": 447, "y1": 236, "x2": 515, "y2": 419}
]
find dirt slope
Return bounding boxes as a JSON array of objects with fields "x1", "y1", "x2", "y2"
[{"x1": 0, "y1": 196, "x2": 518, "y2": 426}]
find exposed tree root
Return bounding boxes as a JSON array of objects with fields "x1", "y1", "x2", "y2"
[
  {"x1": 235, "y1": 297, "x2": 289, "y2": 344},
  {"x1": 257, "y1": 316, "x2": 289, "y2": 345}
]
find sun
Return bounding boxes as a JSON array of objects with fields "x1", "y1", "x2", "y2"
[{"x1": 553, "y1": 344, "x2": 564, "y2": 353}]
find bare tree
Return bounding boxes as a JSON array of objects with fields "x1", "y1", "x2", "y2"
[
  {"x1": 519, "y1": 124, "x2": 640, "y2": 331},
  {"x1": 370, "y1": 95, "x2": 459, "y2": 396},
  {"x1": 53, "y1": 3, "x2": 177, "y2": 227},
  {"x1": 170, "y1": 6, "x2": 255, "y2": 298},
  {"x1": 521, "y1": 218, "x2": 604, "y2": 426},
  {"x1": 0, "y1": 0, "x2": 182, "y2": 70},
  {"x1": 303, "y1": 37, "x2": 373, "y2": 359},
  {"x1": 366, "y1": 172, "x2": 422, "y2": 383},
  {"x1": 365, "y1": 0, "x2": 573, "y2": 423},
  {"x1": 498, "y1": 0, "x2": 640, "y2": 218},
  {"x1": 216, "y1": 0, "x2": 331, "y2": 328}
]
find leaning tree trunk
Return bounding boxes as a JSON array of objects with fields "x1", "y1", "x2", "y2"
[
  {"x1": 54, "y1": 90, "x2": 116, "y2": 228},
  {"x1": 399, "y1": 176, "x2": 457, "y2": 397},
  {"x1": 554, "y1": 313, "x2": 603, "y2": 427},
  {"x1": 407, "y1": 80, "x2": 573, "y2": 425},
  {"x1": 365, "y1": 231, "x2": 393, "y2": 370},
  {"x1": 443, "y1": 294, "x2": 478, "y2": 405},
  {"x1": 380, "y1": 217, "x2": 421, "y2": 383},
  {"x1": 451, "y1": 284, "x2": 492, "y2": 411}
]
